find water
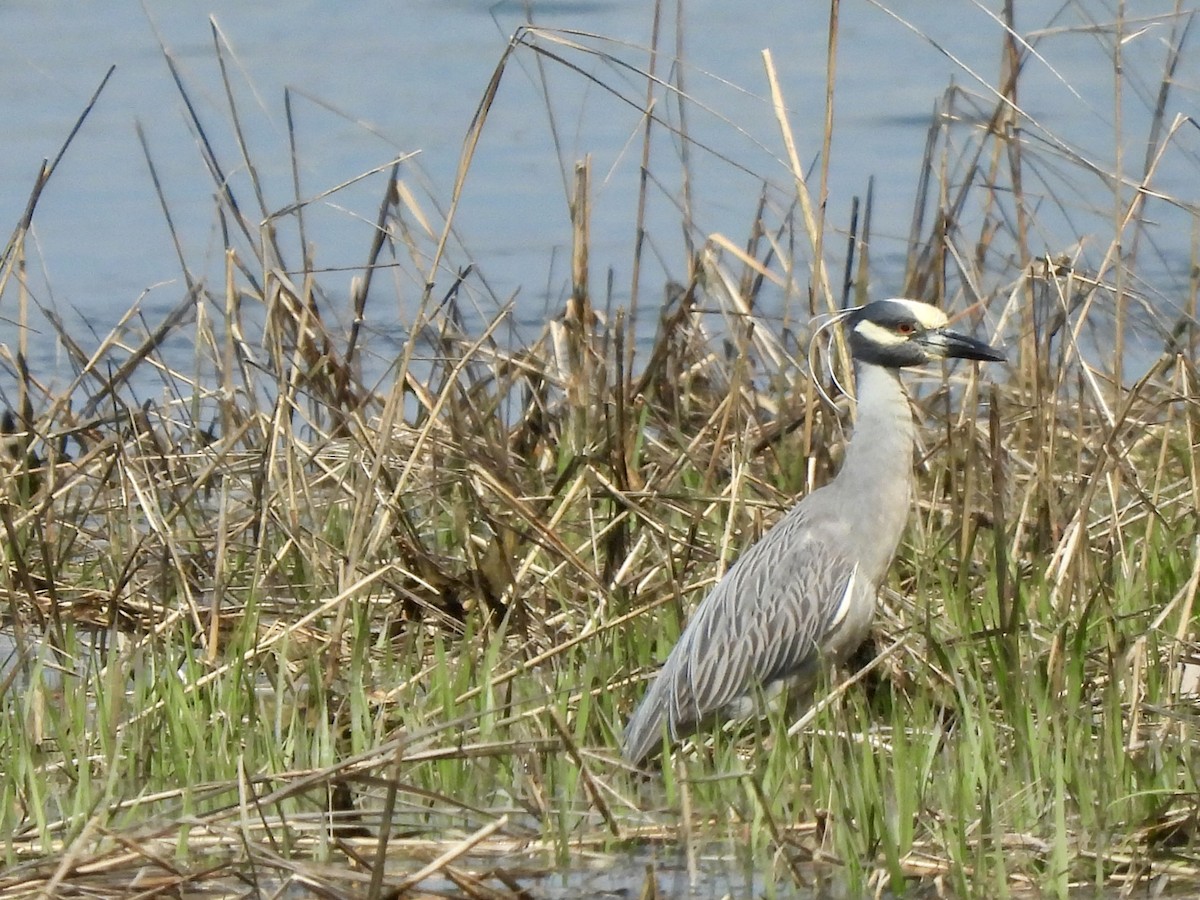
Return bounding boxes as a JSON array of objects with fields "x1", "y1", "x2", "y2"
[
  {"x1": 168, "y1": 848, "x2": 870, "y2": 898},
  {"x1": 0, "y1": 627, "x2": 65, "y2": 691},
  {"x1": 2, "y1": 0, "x2": 1196, "y2": 405}
]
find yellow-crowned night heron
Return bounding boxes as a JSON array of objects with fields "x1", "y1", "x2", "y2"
[{"x1": 621, "y1": 298, "x2": 1004, "y2": 764}]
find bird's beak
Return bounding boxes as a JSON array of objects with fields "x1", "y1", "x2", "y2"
[{"x1": 918, "y1": 328, "x2": 1006, "y2": 363}]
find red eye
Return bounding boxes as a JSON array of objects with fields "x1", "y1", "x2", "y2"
[{"x1": 896, "y1": 322, "x2": 915, "y2": 335}]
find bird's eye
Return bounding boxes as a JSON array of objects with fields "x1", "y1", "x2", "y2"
[{"x1": 896, "y1": 321, "x2": 915, "y2": 335}]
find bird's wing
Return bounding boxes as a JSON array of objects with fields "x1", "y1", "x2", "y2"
[
  {"x1": 621, "y1": 507, "x2": 858, "y2": 763},
  {"x1": 666, "y1": 516, "x2": 857, "y2": 731}
]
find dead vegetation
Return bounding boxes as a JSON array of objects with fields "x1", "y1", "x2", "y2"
[{"x1": 2, "y1": 4, "x2": 1200, "y2": 898}]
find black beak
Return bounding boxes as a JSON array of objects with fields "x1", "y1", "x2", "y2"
[{"x1": 919, "y1": 328, "x2": 1006, "y2": 363}]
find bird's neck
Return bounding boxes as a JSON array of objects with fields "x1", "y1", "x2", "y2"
[
  {"x1": 831, "y1": 362, "x2": 916, "y2": 585},
  {"x1": 843, "y1": 363, "x2": 915, "y2": 470}
]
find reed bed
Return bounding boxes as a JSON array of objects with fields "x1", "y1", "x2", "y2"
[{"x1": 1, "y1": 5, "x2": 1199, "y2": 898}]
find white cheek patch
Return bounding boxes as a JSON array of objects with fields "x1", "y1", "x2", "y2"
[{"x1": 854, "y1": 320, "x2": 908, "y2": 346}]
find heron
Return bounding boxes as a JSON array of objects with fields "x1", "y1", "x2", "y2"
[{"x1": 621, "y1": 298, "x2": 1005, "y2": 764}]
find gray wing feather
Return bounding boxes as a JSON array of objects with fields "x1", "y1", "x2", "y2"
[{"x1": 622, "y1": 506, "x2": 858, "y2": 763}]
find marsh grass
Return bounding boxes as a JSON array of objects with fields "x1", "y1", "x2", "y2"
[{"x1": 2, "y1": 4, "x2": 1200, "y2": 898}]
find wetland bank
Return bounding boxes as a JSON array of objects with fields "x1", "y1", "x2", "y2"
[{"x1": 3, "y1": 2, "x2": 1200, "y2": 897}]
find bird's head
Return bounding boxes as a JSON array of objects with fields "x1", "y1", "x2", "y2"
[{"x1": 845, "y1": 298, "x2": 1005, "y2": 368}]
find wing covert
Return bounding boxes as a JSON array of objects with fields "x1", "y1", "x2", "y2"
[{"x1": 660, "y1": 513, "x2": 859, "y2": 733}]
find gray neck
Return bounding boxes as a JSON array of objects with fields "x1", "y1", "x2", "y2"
[{"x1": 827, "y1": 362, "x2": 916, "y2": 586}]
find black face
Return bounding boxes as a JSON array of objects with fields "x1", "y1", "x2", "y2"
[
  {"x1": 844, "y1": 300, "x2": 1006, "y2": 368},
  {"x1": 845, "y1": 301, "x2": 930, "y2": 367}
]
